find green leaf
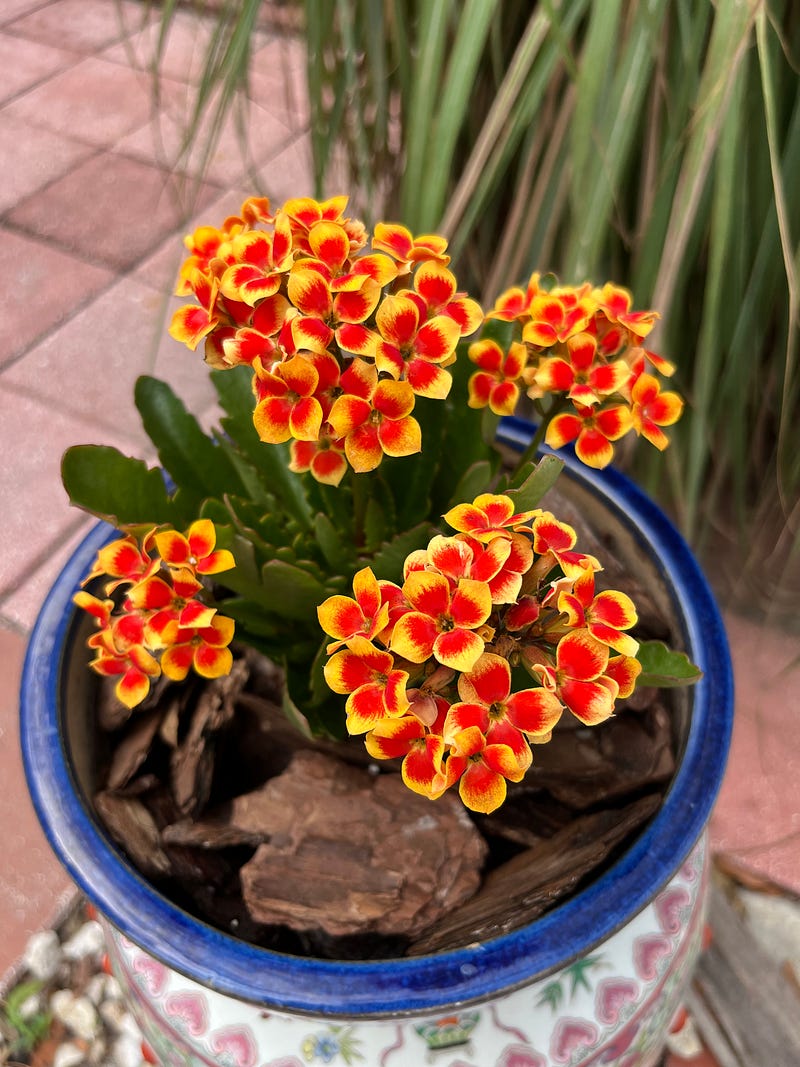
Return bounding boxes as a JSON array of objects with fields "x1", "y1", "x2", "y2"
[
  {"x1": 507, "y1": 454, "x2": 565, "y2": 508},
  {"x1": 363, "y1": 495, "x2": 389, "y2": 552},
  {"x1": 280, "y1": 665, "x2": 314, "y2": 738},
  {"x1": 314, "y1": 512, "x2": 354, "y2": 571},
  {"x1": 212, "y1": 366, "x2": 314, "y2": 530},
  {"x1": 215, "y1": 597, "x2": 283, "y2": 639},
  {"x1": 135, "y1": 375, "x2": 245, "y2": 501},
  {"x1": 260, "y1": 559, "x2": 328, "y2": 620},
  {"x1": 367, "y1": 522, "x2": 433, "y2": 583},
  {"x1": 636, "y1": 640, "x2": 703, "y2": 687},
  {"x1": 447, "y1": 460, "x2": 496, "y2": 510},
  {"x1": 61, "y1": 445, "x2": 187, "y2": 527}
]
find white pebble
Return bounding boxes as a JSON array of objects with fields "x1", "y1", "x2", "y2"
[
  {"x1": 17, "y1": 991, "x2": 43, "y2": 1020},
  {"x1": 53, "y1": 1042, "x2": 86, "y2": 1067},
  {"x1": 119, "y1": 1011, "x2": 144, "y2": 1040},
  {"x1": 85, "y1": 973, "x2": 108, "y2": 1005},
  {"x1": 99, "y1": 998, "x2": 130, "y2": 1033},
  {"x1": 113, "y1": 1032, "x2": 146, "y2": 1067},
  {"x1": 88, "y1": 1035, "x2": 109, "y2": 1064},
  {"x1": 22, "y1": 928, "x2": 62, "y2": 981},
  {"x1": 85, "y1": 972, "x2": 123, "y2": 1007},
  {"x1": 62, "y1": 920, "x2": 105, "y2": 961},
  {"x1": 51, "y1": 989, "x2": 102, "y2": 1041}
]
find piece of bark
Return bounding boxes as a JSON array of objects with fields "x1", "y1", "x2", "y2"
[
  {"x1": 94, "y1": 791, "x2": 172, "y2": 878},
  {"x1": 527, "y1": 705, "x2": 674, "y2": 809},
  {"x1": 474, "y1": 789, "x2": 577, "y2": 849},
  {"x1": 170, "y1": 658, "x2": 246, "y2": 815},
  {"x1": 105, "y1": 708, "x2": 163, "y2": 791},
  {"x1": 408, "y1": 794, "x2": 660, "y2": 955},
  {"x1": 239, "y1": 750, "x2": 487, "y2": 939},
  {"x1": 162, "y1": 807, "x2": 263, "y2": 849}
]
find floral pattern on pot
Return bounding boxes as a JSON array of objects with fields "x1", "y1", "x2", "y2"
[{"x1": 102, "y1": 836, "x2": 707, "y2": 1067}]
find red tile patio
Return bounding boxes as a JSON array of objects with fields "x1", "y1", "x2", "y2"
[{"x1": 0, "y1": 13, "x2": 796, "y2": 1065}]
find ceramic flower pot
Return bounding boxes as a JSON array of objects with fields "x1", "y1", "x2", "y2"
[{"x1": 21, "y1": 420, "x2": 733, "y2": 1067}]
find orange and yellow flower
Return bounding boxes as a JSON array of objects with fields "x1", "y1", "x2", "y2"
[
  {"x1": 467, "y1": 339, "x2": 527, "y2": 416},
  {"x1": 390, "y1": 571, "x2": 492, "y2": 672}
]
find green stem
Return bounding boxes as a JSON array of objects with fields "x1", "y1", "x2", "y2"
[{"x1": 508, "y1": 395, "x2": 569, "y2": 480}]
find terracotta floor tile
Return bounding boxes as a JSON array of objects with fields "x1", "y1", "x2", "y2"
[
  {"x1": 0, "y1": 228, "x2": 114, "y2": 368},
  {"x1": 249, "y1": 34, "x2": 310, "y2": 124},
  {"x1": 102, "y1": 8, "x2": 264, "y2": 86},
  {"x1": 114, "y1": 82, "x2": 297, "y2": 187},
  {"x1": 5, "y1": 0, "x2": 150, "y2": 54},
  {"x1": 0, "y1": 519, "x2": 93, "y2": 634},
  {"x1": 2, "y1": 274, "x2": 218, "y2": 446},
  {"x1": 0, "y1": 624, "x2": 72, "y2": 980},
  {"x1": 133, "y1": 185, "x2": 251, "y2": 291},
  {"x1": 2, "y1": 55, "x2": 174, "y2": 149},
  {"x1": 0, "y1": 0, "x2": 55, "y2": 26},
  {"x1": 0, "y1": 32, "x2": 80, "y2": 107},
  {"x1": 254, "y1": 133, "x2": 314, "y2": 204},
  {"x1": 0, "y1": 387, "x2": 134, "y2": 598},
  {"x1": 8, "y1": 150, "x2": 222, "y2": 270},
  {"x1": 0, "y1": 113, "x2": 96, "y2": 215},
  {"x1": 709, "y1": 613, "x2": 800, "y2": 894}
]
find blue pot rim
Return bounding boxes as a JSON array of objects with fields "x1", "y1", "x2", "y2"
[{"x1": 21, "y1": 418, "x2": 733, "y2": 1016}]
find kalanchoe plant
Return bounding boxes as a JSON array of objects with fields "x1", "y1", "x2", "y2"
[{"x1": 63, "y1": 194, "x2": 695, "y2": 815}]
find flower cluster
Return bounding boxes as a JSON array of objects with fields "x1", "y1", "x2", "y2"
[
  {"x1": 470, "y1": 274, "x2": 684, "y2": 468},
  {"x1": 169, "y1": 195, "x2": 482, "y2": 483},
  {"x1": 74, "y1": 520, "x2": 235, "y2": 709},
  {"x1": 317, "y1": 493, "x2": 641, "y2": 813}
]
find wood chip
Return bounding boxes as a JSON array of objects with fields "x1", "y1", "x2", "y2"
[
  {"x1": 93, "y1": 792, "x2": 171, "y2": 878},
  {"x1": 239, "y1": 751, "x2": 487, "y2": 939},
  {"x1": 105, "y1": 708, "x2": 162, "y2": 791},
  {"x1": 408, "y1": 795, "x2": 661, "y2": 955}
]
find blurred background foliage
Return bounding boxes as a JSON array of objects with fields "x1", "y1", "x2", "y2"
[{"x1": 151, "y1": 0, "x2": 799, "y2": 620}]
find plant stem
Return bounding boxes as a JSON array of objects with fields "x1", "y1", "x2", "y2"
[{"x1": 508, "y1": 395, "x2": 569, "y2": 480}]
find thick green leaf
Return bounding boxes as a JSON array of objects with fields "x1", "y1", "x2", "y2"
[
  {"x1": 367, "y1": 522, "x2": 433, "y2": 584},
  {"x1": 313, "y1": 512, "x2": 354, "y2": 571},
  {"x1": 363, "y1": 495, "x2": 390, "y2": 552},
  {"x1": 636, "y1": 640, "x2": 703, "y2": 688},
  {"x1": 212, "y1": 366, "x2": 314, "y2": 529},
  {"x1": 260, "y1": 559, "x2": 328, "y2": 620},
  {"x1": 447, "y1": 460, "x2": 496, "y2": 510},
  {"x1": 61, "y1": 445, "x2": 186, "y2": 527},
  {"x1": 507, "y1": 454, "x2": 565, "y2": 508},
  {"x1": 215, "y1": 597, "x2": 283, "y2": 639},
  {"x1": 135, "y1": 376, "x2": 245, "y2": 501}
]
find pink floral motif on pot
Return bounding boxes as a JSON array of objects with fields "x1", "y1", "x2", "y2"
[
  {"x1": 132, "y1": 954, "x2": 168, "y2": 997},
  {"x1": 633, "y1": 934, "x2": 672, "y2": 981},
  {"x1": 209, "y1": 1024, "x2": 258, "y2": 1067},
  {"x1": 550, "y1": 1018, "x2": 600, "y2": 1063},
  {"x1": 496, "y1": 1043, "x2": 548, "y2": 1067},
  {"x1": 594, "y1": 978, "x2": 639, "y2": 1026},
  {"x1": 164, "y1": 991, "x2": 210, "y2": 1037},
  {"x1": 655, "y1": 886, "x2": 691, "y2": 934}
]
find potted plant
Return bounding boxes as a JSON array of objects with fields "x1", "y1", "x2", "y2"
[{"x1": 21, "y1": 195, "x2": 732, "y2": 1067}]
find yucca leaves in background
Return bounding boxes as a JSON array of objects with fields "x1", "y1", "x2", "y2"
[
  {"x1": 300, "y1": 0, "x2": 800, "y2": 616},
  {"x1": 151, "y1": 0, "x2": 799, "y2": 616}
]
